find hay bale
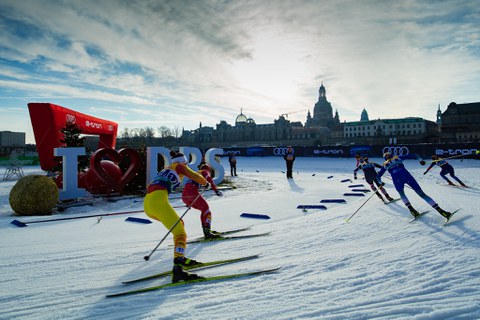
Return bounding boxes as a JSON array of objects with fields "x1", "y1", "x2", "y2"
[{"x1": 9, "y1": 175, "x2": 59, "y2": 216}]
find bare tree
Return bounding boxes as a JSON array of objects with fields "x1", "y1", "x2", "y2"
[
  {"x1": 172, "y1": 126, "x2": 181, "y2": 138},
  {"x1": 120, "y1": 128, "x2": 130, "y2": 139},
  {"x1": 144, "y1": 126, "x2": 155, "y2": 138},
  {"x1": 157, "y1": 126, "x2": 172, "y2": 138},
  {"x1": 130, "y1": 128, "x2": 141, "y2": 138}
]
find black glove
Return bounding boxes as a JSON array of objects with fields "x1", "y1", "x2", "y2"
[
  {"x1": 354, "y1": 174, "x2": 357, "y2": 180},
  {"x1": 203, "y1": 182, "x2": 211, "y2": 190},
  {"x1": 215, "y1": 190, "x2": 223, "y2": 197},
  {"x1": 419, "y1": 160, "x2": 426, "y2": 166}
]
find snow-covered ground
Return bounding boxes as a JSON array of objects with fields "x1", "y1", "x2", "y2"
[{"x1": 1, "y1": 157, "x2": 479, "y2": 320}]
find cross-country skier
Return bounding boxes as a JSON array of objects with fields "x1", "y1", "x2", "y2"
[
  {"x1": 423, "y1": 155, "x2": 467, "y2": 187},
  {"x1": 353, "y1": 157, "x2": 395, "y2": 203},
  {"x1": 354, "y1": 154, "x2": 362, "y2": 166},
  {"x1": 377, "y1": 152, "x2": 453, "y2": 220},
  {"x1": 144, "y1": 152, "x2": 211, "y2": 283},
  {"x1": 182, "y1": 163, "x2": 223, "y2": 239}
]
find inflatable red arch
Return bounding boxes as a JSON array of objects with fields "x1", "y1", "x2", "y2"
[{"x1": 28, "y1": 103, "x2": 118, "y2": 171}]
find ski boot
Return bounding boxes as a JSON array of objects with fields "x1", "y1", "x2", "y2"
[
  {"x1": 203, "y1": 227, "x2": 223, "y2": 240},
  {"x1": 447, "y1": 181, "x2": 455, "y2": 186},
  {"x1": 172, "y1": 256, "x2": 204, "y2": 283},
  {"x1": 172, "y1": 265, "x2": 204, "y2": 283},
  {"x1": 376, "y1": 194, "x2": 387, "y2": 204},
  {"x1": 386, "y1": 195, "x2": 394, "y2": 202},
  {"x1": 173, "y1": 256, "x2": 202, "y2": 268},
  {"x1": 434, "y1": 206, "x2": 452, "y2": 219},
  {"x1": 459, "y1": 182, "x2": 467, "y2": 187},
  {"x1": 407, "y1": 205, "x2": 420, "y2": 218}
]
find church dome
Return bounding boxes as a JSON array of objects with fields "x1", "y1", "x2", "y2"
[
  {"x1": 360, "y1": 108, "x2": 369, "y2": 122},
  {"x1": 235, "y1": 109, "x2": 248, "y2": 125}
]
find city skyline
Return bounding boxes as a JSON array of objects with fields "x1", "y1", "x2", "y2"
[{"x1": 1, "y1": 0, "x2": 479, "y2": 144}]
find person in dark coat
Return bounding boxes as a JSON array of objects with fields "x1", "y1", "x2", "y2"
[
  {"x1": 284, "y1": 147, "x2": 295, "y2": 179},
  {"x1": 228, "y1": 154, "x2": 237, "y2": 176}
]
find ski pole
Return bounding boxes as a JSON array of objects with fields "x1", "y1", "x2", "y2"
[
  {"x1": 11, "y1": 209, "x2": 145, "y2": 227},
  {"x1": 346, "y1": 188, "x2": 380, "y2": 222},
  {"x1": 422, "y1": 153, "x2": 466, "y2": 165},
  {"x1": 143, "y1": 191, "x2": 204, "y2": 261}
]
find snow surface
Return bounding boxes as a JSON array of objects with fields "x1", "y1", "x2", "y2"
[{"x1": 1, "y1": 157, "x2": 479, "y2": 320}]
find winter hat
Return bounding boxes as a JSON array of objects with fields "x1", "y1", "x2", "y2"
[
  {"x1": 200, "y1": 163, "x2": 211, "y2": 171},
  {"x1": 171, "y1": 152, "x2": 187, "y2": 164}
]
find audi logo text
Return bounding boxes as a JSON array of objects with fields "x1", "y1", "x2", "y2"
[
  {"x1": 225, "y1": 151, "x2": 241, "y2": 155},
  {"x1": 66, "y1": 114, "x2": 76, "y2": 124},
  {"x1": 382, "y1": 146, "x2": 410, "y2": 156},
  {"x1": 273, "y1": 148, "x2": 294, "y2": 156}
]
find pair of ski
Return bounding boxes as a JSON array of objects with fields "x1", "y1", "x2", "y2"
[
  {"x1": 106, "y1": 227, "x2": 276, "y2": 298},
  {"x1": 107, "y1": 254, "x2": 280, "y2": 298},
  {"x1": 187, "y1": 226, "x2": 271, "y2": 244},
  {"x1": 409, "y1": 209, "x2": 461, "y2": 225}
]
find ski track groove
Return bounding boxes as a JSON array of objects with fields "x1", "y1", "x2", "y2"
[{"x1": 1, "y1": 158, "x2": 479, "y2": 319}]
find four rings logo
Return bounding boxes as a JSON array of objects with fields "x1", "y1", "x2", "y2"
[
  {"x1": 85, "y1": 120, "x2": 103, "y2": 129},
  {"x1": 273, "y1": 148, "x2": 293, "y2": 156},
  {"x1": 225, "y1": 150, "x2": 241, "y2": 155},
  {"x1": 66, "y1": 114, "x2": 76, "y2": 124},
  {"x1": 382, "y1": 146, "x2": 410, "y2": 156}
]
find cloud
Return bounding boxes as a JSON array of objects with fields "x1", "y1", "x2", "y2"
[{"x1": 0, "y1": 0, "x2": 479, "y2": 144}]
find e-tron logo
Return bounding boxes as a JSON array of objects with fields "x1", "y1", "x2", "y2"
[
  {"x1": 85, "y1": 120, "x2": 103, "y2": 129},
  {"x1": 435, "y1": 148, "x2": 477, "y2": 156},
  {"x1": 273, "y1": 147, "x2": 293, "y2": 156},
  {"x1": 314, "y1": 149, "x2": 343, "y2": 155},
  {"x1": 66, "y1": 114, "x2": 76, "y2": 124},
  {"x1": 382, "y1": 146, "x2": 409, "y2": 156}
]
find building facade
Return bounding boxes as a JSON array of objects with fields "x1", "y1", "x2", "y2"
[
  {"x1": 344, "y1": 117, "x2": 440, "y2": 145},
  {"x1": 0, "y1": 131, "x2": 25, "y2": 146},
  {"x1": 182, "y1": 84, "x2": 340, "y2": 148},
  {"x1": 0, "y1": 131, "x2": 28, "y2": 157},
  {"x1": 440, "y1": 102, "x2": 480, "y2": 142},
  {"x1": 179, "y1": 84, "x2": 477, "y2": 149}
]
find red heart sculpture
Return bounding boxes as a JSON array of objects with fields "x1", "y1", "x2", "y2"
[{"x1": 90, "y1": 148, "x2": 141, "y2": 194}]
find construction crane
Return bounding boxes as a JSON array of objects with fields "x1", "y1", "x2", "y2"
[{"x1": 279, "y1": 109, "x2": 305, "y2": 119}]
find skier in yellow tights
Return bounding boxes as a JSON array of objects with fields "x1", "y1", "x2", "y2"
[{"x1": 144, "y1": 152, "x2": 211, "y2": 283}]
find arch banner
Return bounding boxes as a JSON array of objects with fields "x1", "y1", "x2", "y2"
[{"x1": 28, "y1": 103, "x2": 118, "y2": 171}]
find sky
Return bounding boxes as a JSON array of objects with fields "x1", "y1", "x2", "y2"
[
  {"x1": 1, "y1": 0, "x2": 479, "y2": 144},
  {"x1": 1, "y1": 157, "x2": 479, "y2": 319}
]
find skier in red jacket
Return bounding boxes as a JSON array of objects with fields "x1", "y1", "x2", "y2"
[{"x1": 182, "y1": 163, "x2": 223, "y2": 239}]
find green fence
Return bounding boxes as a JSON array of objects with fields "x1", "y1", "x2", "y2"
[{"x1": 0, "y1": 156, "x2": 40, "y2": 166}]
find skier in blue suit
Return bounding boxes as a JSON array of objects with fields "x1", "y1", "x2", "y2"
[
  {"x1": 377, "y1": 152, "x2": 452, "y2": 220},
  {"x1": 423, "y1": 155, "x2": 467, "y2": 187}
]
